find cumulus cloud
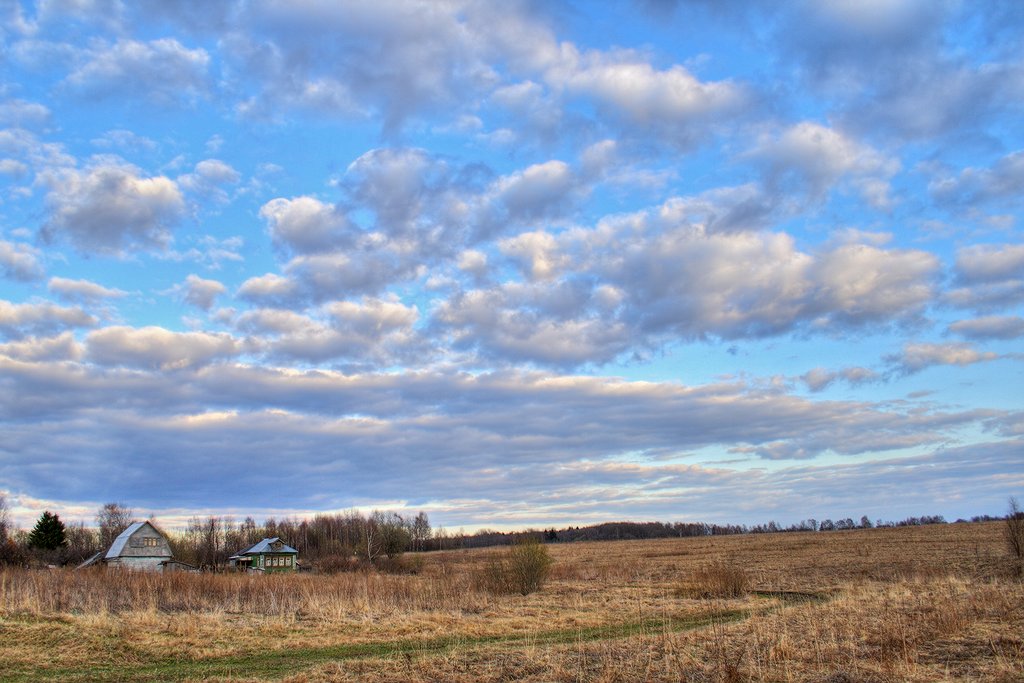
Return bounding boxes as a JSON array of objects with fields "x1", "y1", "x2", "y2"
[
  {"x1": 223, "y1": 0, "x2": 493, "y2": 128},
  {"x1": 946, "y1": 244, "x2": 1024, "y2": 311},
  {"x1": 39, "y1": 164, "x2": 185, "y2": 254},
  {"x1": 0, "y1": 300, "x2": 97, "y2": 340},
  {"x1": 889, "y1": 342, "x2": 1001, "y2": 375},
  {"x1": 948, "y1": 315, "x2": 1024, "y2": 340},
  {"x1": 260, "y1": 196, "x2": 353, "y2": 254},
  {"x1": 0, "y1": 332, "x2": 82, "y2": 362},
  {"x1": 237, "y1": 273, "x2": 299, "y2": 306},
  {"x1": 177, "y1": 159, "x2": 241, "y2": 203},
  {"x1": 434, "y1": 282, "x2": 636, "y2": 367},
  {"x1": 749, "y1": 121, "x2": 899, "y2": 208},
  {"x1": 499, "y1": 231, "x2": 567, "y2": 281},
  {"x1": 930, "y1": 150, "x2": 1024, "y2": 208},
  {"x1": 774, "y1": 0, "x2": 1024, "y2": 141},
  {"x1": 0, "y1": 99, "x2": 51, "y2": 128},
  {"x1": 0, "y1": 240, "x2": 44, "y2": 281},
  {"x1": 954, "y1": 244, "x2": 1024, "y2": 284},
  {"x1": 802, "y1": 366, "x2": 881, "y2": 392},
  {"x1": 431, "y1": 197, "x2": 940, "y2": 367},
  {"x1": 256, "y1": 297, "x2": 425, "y2": 366},
  {"x1": 48, "y1": 276, "x2": 127, "y2": 303},
  {"x1": 64, "y1": 38, "x2": 210, "y2": 104},
  {"x1": 179, "y1": 274, "x2": 226, "y2": 311},
  {"x1": 550, "y1": 47, "x2": 747, "y2": 144},
  {"x1": 602, "y1": 223, "x2": 937, "y2": 339},
  {"x1": 85, "y1": 326, "x2": 240, "y2": 370}
]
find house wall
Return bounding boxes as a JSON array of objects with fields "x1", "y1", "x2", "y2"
[
  {"x1": 257, "y1": 553, "x2": 297, "y2": 572},
  {"x1": 106, "y1": 556, "x2": 166, "y2": 571},
  {"x1": 120, "y1": 525, "x2": 172, "y2": 558}
]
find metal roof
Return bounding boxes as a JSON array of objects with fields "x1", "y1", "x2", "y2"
[
  {"x1": 238, "y1": 537, "x2": 298, "y2": 555},
  {"x1": 104, "y1": 521, "x2": 150, "y2": 559},
  {"x1": 77, "y1": 550, "x2": 104, "y2": 569}
]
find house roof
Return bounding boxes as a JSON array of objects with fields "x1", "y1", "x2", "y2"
[
  {"x1": 77, "y1": 551, "x2": 104, "y2": 569},
  {"x1": 105, "y1": 521, "x2": 151, "y2": 559},
  {"x1": 237, "y1": 537, "x2": 298, "y2": 555}
]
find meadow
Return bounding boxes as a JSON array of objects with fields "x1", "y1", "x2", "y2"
[{"x1": 0, "y1": 522, "x2": 1021, "y2": 682}]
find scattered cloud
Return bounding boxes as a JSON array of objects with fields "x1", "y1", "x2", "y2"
[
  {"x1": 48, "y1": 276, "x2": 127, "y2": 303},
  {"x1": 948, "y1": 315, "x2": 1024, "y2": 340},
  {"x1": 0, "y1": 240, "x2": 45, "y2": 281},
  {"x1": 178, "y1": 274, "x2": 226, "y2": 311},
  {"x1": 0, "y1": 299, "x2": 97, "y2": 340},
  {"x1": 39, "y1": 163, "x2": 185, "y2": 255},
  {"x1": 888, "y1": 342, "x2": 1001, "y2": 375},
  {"x1": 84, "y1": 326, "x2": 240, "y2": 370}
]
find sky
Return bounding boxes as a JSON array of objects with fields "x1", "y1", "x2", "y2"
[{"x1": 1, "y1": 0, "x2": 1022, "y2": 532}]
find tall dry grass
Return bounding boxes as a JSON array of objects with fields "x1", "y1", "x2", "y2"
[{"x1": 0, "y1": 566, "x2": 490, "y2": 619}]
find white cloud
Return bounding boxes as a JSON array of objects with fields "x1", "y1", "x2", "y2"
[
  {"x1": 39, "y1": 164, "x2": 185, "y2": 255},
  {"x1": 802, "y1": 365, "x2": 881, "y2": 392},
  {"x1": 749, "y1": 121, "x2": 899, "y2": 208},
  {"x1": 179, "y1": 274, "x2": 226, "y2": 311},
  {"x1": 260, "y1": 196, "x2": 353, "y2": 254},
  {"x1": 85, "y1": 326, "x2": 240, "y2": 370},
  {"x1": 0, "y1": 331, "x2": 82, "y2": 362},
  {"x1": 553, "y1": 48, "x2": 746, "y2": 134},
  {"x1": 0, "y1": 240, "x2": 44, "y2": 281},
  {"x1": 178, "y1": 159, "x2": 241, "y2": 203},
  {"x1": 890, "y1": 342, "x2": 1000, "y2": 374},
  {"x1": 499, "y1": 231, "x2": 567, "y2": 281},
  {"x1": 930, "y1": 150, "x2": 1024, "y2": 208},
  {"x1": 0, "y1": 299, "x2": 97, "y2": 340},
  {"x1": 48, "y1": 276, "x2": 127, "y2": 303},
  {"x1": 64, "y1": 38, "x2": 209, "y2": 104},
  {"x1": 0, "y1": 99, "x2": 51, "y2": 128},
  {"x1": 948, "y1": 316, "x2": 1024, "y2": 341},
  {"x1": 954, "y1": 244, "x2": 1024, "y2": 284}
]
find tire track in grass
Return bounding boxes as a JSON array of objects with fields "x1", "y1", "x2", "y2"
[{"x1": 7, "y1": 593, "x2": 827, "y2": 682}]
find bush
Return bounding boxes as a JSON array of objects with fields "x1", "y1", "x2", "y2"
[
  {"x1": 679, "y1": 560, "x2": 749, "y2": 599},
  {"x1": 1006, "y1": 497, "x2": 1024, "y2": 576},
  {"x1": 477, "y1": 539, "x2": 553, "y2": 595}
]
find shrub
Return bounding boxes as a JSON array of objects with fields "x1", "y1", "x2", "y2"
[
  {"x1": 477, "y1": 539, "x2": 553, "y2": 595},
  {"x1": 1006, "y1": 497, "x2": 1024, "y2": 576},
  {"x1": 679, "y1": 560, "x2": 749, "y2": 599}
]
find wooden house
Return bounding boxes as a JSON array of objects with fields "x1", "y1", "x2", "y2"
[
  {"x1": 228, "y1": 537, "x2": 298, "y2": 572},
  {"x1": 78, "y1": 521, "x2": 188, "y2": 571}
]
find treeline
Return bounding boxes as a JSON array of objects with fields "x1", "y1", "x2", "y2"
[{"x1": 452, "y1": 514, "x2": 955, "y2": 548}]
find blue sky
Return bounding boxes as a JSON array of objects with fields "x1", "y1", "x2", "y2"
[{"x1": 1, "y1": 0, "x2": 1022, "y2": 531}]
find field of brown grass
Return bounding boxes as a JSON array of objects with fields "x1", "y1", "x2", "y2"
[{"x1": 1, "y1": 522, "x2": 1021, "y2": 682}]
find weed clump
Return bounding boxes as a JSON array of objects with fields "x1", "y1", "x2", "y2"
[{"x1": 679, "y1": 560, "x2": 749, "y2": 599}]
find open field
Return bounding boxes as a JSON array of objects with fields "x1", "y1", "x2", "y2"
[{"x1": 1, "y1": 522, "x2": 1021, "y2": 682}]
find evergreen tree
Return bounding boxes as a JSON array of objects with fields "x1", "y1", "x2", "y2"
[{"x1": 27, "y1": 511, "x2": 67, "y2": 550}]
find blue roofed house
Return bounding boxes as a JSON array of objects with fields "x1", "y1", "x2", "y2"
[
  {"x1": 229, "y1": 537, "x2": 298, "y2": 572},
  {"x1": 78, "y1": 521, "x2": 190, "y2": 571}
]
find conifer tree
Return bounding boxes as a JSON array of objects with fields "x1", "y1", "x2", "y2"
[{"x1": 27, "y1": 511, "x2": 67, "y2": 550}]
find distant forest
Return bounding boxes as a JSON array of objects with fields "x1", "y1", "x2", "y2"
[{"x1": 0, "y1": 490, "x2": 1007, "y2": 571}]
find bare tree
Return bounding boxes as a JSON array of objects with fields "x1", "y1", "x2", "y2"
[
  {"x1": 0, "y1": 492, "x2": 10, "y2": 543},
  {"x1": 1007, "y1": 497, "x2": 1024, "y2": 576},
  {"x1": 412, "y1": 511, "x2": 431, "y2": 552},
  {"x1": 96, "y1": 503, "x2": 134, "y2": 550}
]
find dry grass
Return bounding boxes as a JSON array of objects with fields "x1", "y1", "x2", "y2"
[
  {"x1": 678, "y1": 560, "x2": 750, "y2": 599},
  {"x1": 0, "y1": 522, "x2": 1021, "y2": 682}
]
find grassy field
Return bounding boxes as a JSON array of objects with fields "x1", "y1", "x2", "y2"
[{"x1": 1, "y1": 522, "x2": 1021, "y2": 681}]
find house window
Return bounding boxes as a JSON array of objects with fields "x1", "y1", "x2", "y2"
[{"x1": 143, "y1": 538, "x2": 159, "y2": 547}]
